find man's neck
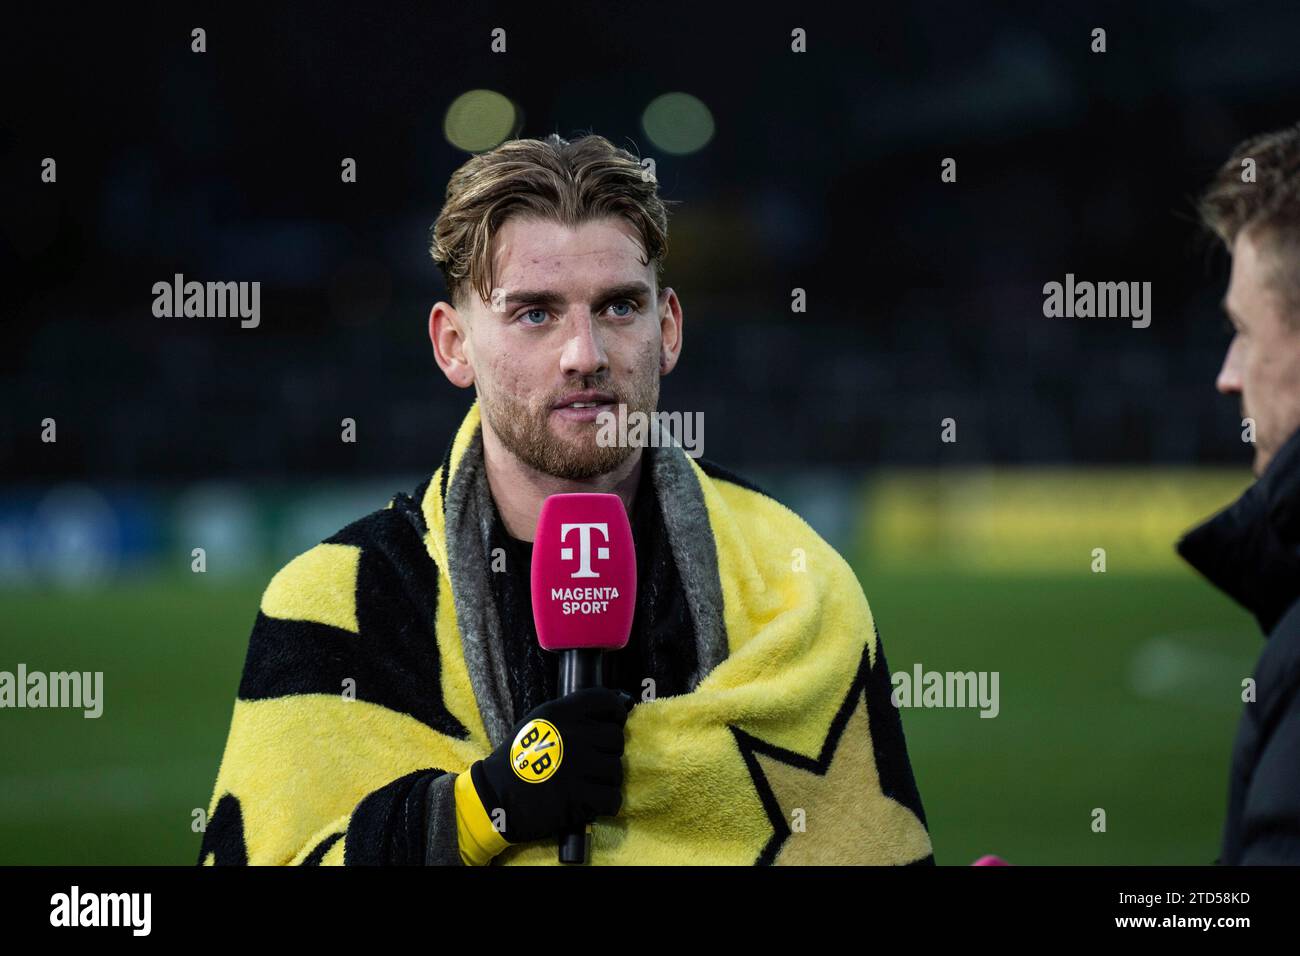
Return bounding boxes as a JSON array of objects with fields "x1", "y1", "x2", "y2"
[{"x1": 481, "y1": 423, "x2": 644, "y2": 542}]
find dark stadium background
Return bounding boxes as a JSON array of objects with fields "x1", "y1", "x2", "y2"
[{"x1": 4, "y1": 1, "x2": 1300, "y2": 864}]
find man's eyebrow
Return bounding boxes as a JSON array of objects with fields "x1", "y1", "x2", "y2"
[{"x1": 501, "y1": 282, "x2": 653, "y2": 309}]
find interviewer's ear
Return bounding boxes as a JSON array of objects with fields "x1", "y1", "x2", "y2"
[
  {"x1": 429, "y1": 302, "x2": 475, "y2": 388},
  {"x1": 659, "y1": 287, "x2": 683, "y2": 375}
]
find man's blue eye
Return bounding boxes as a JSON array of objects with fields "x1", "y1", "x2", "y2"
[
  {"x1": 609, "y1": 301, "x2": 634, "y2": 317},
  {"x1": 520, "y1": 309, "x2": 547, "y2": 325}
]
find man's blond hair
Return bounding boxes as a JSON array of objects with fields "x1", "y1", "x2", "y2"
[
  {"x1": 429, "y1": 133, "x2": 672, "y2": 309},
  {"x1": 1199, "y1": 123, "x2": 1300, "y2": 314}
]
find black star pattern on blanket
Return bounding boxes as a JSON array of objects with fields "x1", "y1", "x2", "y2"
[
  {"x1": 731, "y1": 637, "x2": 935, "y2": 865},
  {"x1": 237, "y1": 491, "x2": 471, "y2": 740},
  {"x1": 199, "y1": 793, "x2": 248, "y2": 865}
]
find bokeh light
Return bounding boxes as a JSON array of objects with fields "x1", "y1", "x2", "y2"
[
  {"x1": 443, "y1": 89, "x2": 519, "y2": 153},
  {"x1": 641, "y1": 92, "x2": 715, "y2": 155}
]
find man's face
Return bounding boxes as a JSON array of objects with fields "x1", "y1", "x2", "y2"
[
  {"x1": 452, "y1": 215, "x2": 680, "y2": 480},
  {"x1": 1218, "y1": 229, "x2": 1300, "y2": 476}
]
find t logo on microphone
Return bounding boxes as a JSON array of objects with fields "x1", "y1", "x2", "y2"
[
  {"x1": 532, "y1": 494, "x2": 635, "y2": 654},
  {"x1": 559, "y1": 522, "x2": 610, "y2": 578}
]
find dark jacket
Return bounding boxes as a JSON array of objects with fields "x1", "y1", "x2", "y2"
[{"x1": 1177, "y1": 428, "x2": 1300, "y2": 864}]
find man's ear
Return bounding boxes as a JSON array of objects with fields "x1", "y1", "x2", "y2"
[
  {"x1": 659, "y1": 287, "x2": 684, "y2": 375},
  {"x1": 429, "y1": 302, "x2": 475, "y2": 388}
]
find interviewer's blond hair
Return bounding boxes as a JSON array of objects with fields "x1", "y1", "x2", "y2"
[
  {"x1": 429, "y1": 134, "x2": 671, "y2": 309},
  {"x1": 1200, "y1": 123, "x2": 1300, "y2": 312}
]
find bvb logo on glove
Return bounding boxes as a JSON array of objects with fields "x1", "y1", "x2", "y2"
[{"x1": 510, "y1": 718, "x2": 563, "y2": 782}]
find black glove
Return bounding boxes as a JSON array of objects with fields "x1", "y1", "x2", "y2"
[{"x1": 469, "y1": 686, "x2": 633, "y2": 845}]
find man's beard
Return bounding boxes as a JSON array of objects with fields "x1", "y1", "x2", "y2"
[{"x1": 480, "y1": 374, "x2": 659, "y2": 481}]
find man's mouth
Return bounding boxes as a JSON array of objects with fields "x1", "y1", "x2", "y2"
[
  {"x1": 551, "y1": 390, "x2": 617, "y2": 423},
  {"x1": 553, "y1": 390, "x2": 616, "y2": 408}
]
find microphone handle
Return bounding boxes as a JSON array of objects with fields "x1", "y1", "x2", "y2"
[{"x1": 557, "y1": 647, "x2": 603, "y2": 864}]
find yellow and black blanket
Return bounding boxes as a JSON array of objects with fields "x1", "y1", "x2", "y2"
[{"x1": 198, "y1": 401, "x2": 934, "y2": 865}]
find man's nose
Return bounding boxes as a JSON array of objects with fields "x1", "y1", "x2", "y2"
[
  {"x1": 559, "y1": 314, "x2": 608, "y2": 377},
  {"x1": 1216, "y1": 336, "x2": 1243, "y2": 395}
]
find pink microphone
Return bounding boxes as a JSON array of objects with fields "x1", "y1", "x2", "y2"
[{"x1": 530, "y1": 493, "x2": 636, "y2": 863}]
